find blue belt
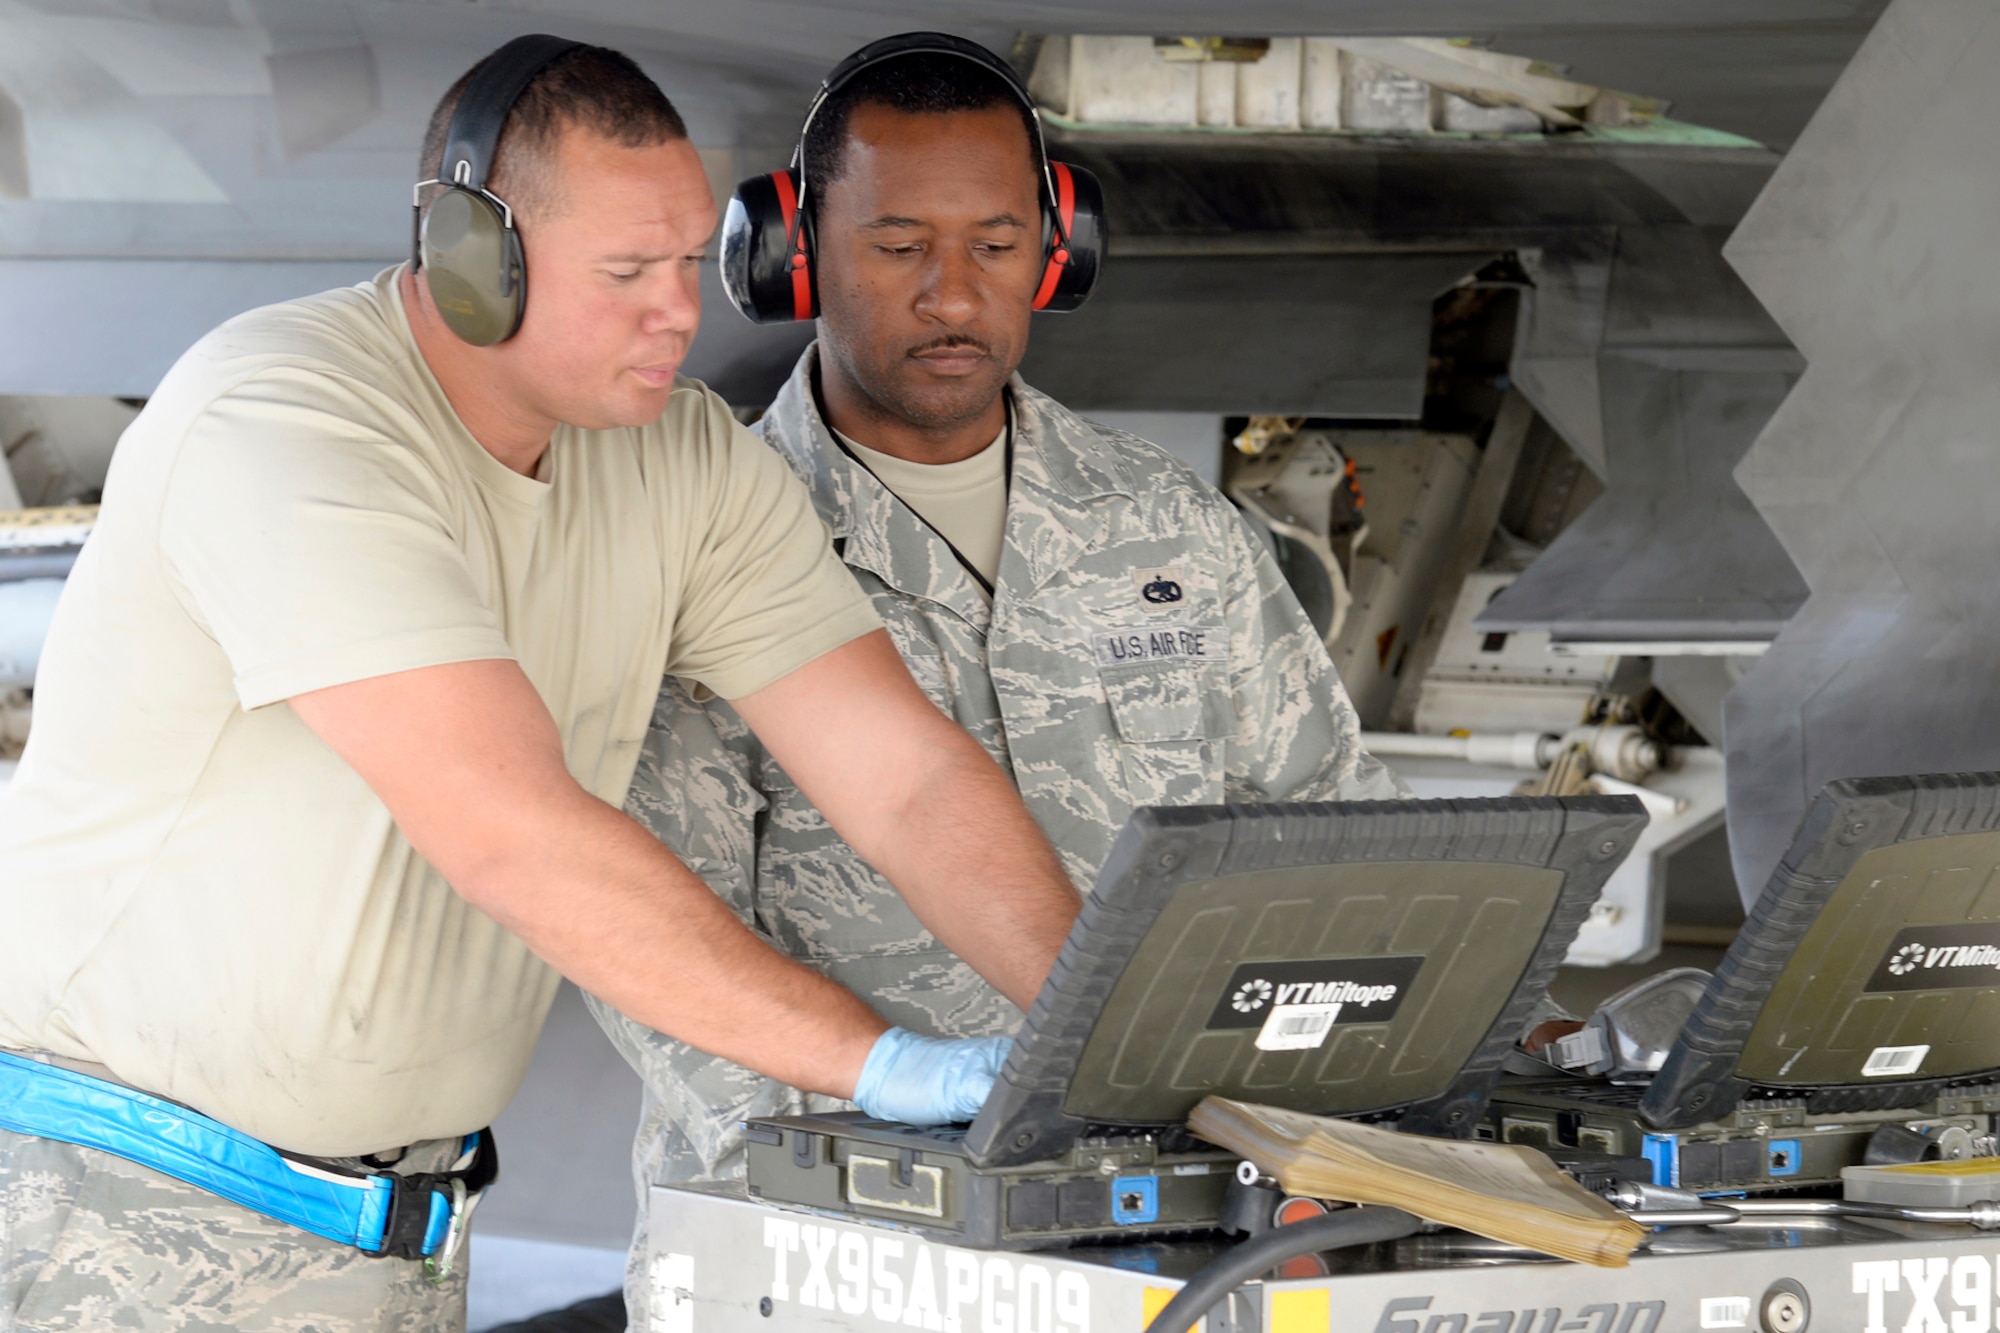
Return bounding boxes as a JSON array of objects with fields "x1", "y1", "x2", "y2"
[{"x1": 0, "y1": 1050, "x2": 498, "y2": 1267}]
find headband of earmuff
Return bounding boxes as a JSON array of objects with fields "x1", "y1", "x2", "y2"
[
  {"x1": 413, "y1": 34, "x2": 583, "y2": 346},
  {"x1": 719, "y1": 31, "x2": 1104, "y2": 325}
]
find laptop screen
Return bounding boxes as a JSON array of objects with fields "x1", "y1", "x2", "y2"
[
  {"x1": 964, "y1": 796, "x2": 1647, "y2": 1168},
  {"x1": 1645, "y1": 772, "x2": 2000, "y2": 1129},
  {"x1": 1066, "y1": 859, "x2": 1565, "y2": 1119}
]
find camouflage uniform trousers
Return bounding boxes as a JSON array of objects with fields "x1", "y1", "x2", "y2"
[{"x1": 0, "y1": 1128, "x2": 468, "y2": 1333}]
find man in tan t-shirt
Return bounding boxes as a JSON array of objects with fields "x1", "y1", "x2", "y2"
[{"x1": 0, "y1": 42, "x2": 1079, "y2": 1333}]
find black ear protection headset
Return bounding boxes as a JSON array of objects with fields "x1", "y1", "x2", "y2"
[
  {"x1": 719, "y1": 32, "x2": 1104, "y2": 325},
  {"x1": 413, "y1": 34, "x2": 583, "y2": 346}
]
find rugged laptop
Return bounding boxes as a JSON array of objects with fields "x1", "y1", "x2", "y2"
[
  {"x1": 1491, "y1": 773, "x2": 2000, "y2": 1192},
  {"x1": 743, "y1": 796, "x2": 1647, "y2": 1249}
]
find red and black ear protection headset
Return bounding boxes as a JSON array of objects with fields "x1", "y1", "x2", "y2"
[{"x1": 719, "y1": 31, "x2": 1104, "y2": 325}]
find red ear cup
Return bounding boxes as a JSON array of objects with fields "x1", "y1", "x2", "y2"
[
  {"x1": 720, "y1": 168, "x2": 819, "y2": 324},
  {"x1": 1032, "y1": 161, "x2": 1104, "y2": 314}
]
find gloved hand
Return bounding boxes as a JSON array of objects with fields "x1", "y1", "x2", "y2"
[{"x1": 851, "y1": 1027, "x2": 1012, "y2": 1126}]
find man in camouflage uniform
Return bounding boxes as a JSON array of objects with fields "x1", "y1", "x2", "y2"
[{"x1": 588, "y1": 42, "x2": 1402, "y2": 1325}]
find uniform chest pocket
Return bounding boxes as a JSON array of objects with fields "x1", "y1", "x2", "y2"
[
  {"x1": 1101, "y1": 664, "x2": 1236, "y2": 809},
  {"x1": 1100, "y1": 664, "x2": 1237, "y2": 743}
]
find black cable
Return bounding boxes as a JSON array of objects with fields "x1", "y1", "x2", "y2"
[{"x1": 1144, "y1": 1207, "x2": 1423, "y2": 1333}]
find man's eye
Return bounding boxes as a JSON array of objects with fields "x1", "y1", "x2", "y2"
[
  {"x1": 607, "y1": 269, "x2": 641, "y2": 282},
  {"x1": 878, "y1": 243, "x2": 922, "y2": 256}
]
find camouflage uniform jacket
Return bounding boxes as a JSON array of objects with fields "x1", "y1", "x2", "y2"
[{"x1": 590, "y1": 344, "x2": 1402, "y2": 1220}]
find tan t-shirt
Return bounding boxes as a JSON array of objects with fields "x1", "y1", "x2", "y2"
[
  {"x1": 843, "y1": 427, "x2": 1008, "y2": 590},
  {"x1": 0, "y1": 268, "x2": 880, "y2": 1156}
]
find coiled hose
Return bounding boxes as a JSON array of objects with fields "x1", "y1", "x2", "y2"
[{"x1": 1142, "y1": 1207, "x2": 1423, "y2": 1333}]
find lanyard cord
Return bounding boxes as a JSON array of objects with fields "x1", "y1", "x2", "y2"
[{"x1": 831, "y1": 396, "x2": 1014, "y2": 599}]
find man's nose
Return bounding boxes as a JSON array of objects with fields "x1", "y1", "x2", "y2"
[
  {"x1": 642, "y1": 267, "x2": 702, "y2": 335},
  {"x1": 914, "y1": 247, "x2": 981, "y2": 324}
]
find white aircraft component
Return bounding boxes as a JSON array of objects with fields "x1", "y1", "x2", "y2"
[{"x1": 1361, "y1": 729, "x2": 1559, "y2": 771}]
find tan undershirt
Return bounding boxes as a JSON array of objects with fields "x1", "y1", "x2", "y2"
[{"x1": 841, "y1": 425, "x2": 1008, "y2": 592}]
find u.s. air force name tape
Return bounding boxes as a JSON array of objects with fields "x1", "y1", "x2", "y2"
[{"x1": 1093, "y1": 624, "x2": 1226, "y2": 668}]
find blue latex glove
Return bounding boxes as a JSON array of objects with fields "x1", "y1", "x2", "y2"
[{"x1": 852, "y1": 1027, "x2": 1012, "y2": 1126}]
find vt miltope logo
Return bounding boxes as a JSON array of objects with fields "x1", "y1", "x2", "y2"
[
  {"x1": 1868, "y1": 922, "x2": 2000, "y2": 993},
  {"x1": 1208, "y1": 956, "x2": 1425, "y2": 1031}
]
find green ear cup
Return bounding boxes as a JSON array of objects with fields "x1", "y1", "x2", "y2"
[{"x1": 421, "y1": 188, "x2": 526, "y2": 346}]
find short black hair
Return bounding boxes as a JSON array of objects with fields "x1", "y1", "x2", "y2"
[
  {"x1": 419, "y1": 44, "x2": 688, "y2": 222},
  {"x1": 802, "y1": 50, "x2": 1039, "y2": 198}
]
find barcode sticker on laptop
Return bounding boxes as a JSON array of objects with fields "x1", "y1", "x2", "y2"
[
  {"x1": 1862, "y1": 1044, "x2": 1930, "y2": 1076},
  {"x1": 1255, "y1": 1003, "x2": 1342, "y2": 1051}
]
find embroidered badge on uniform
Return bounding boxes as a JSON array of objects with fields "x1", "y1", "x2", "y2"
[{"x1": 1132, "y1": 566, "x2": 1188, "y2": 610}]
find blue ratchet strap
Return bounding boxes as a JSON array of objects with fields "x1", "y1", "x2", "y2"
[{"x1": 0, "y1": 1050, "x2": 497, "y2": 1260}]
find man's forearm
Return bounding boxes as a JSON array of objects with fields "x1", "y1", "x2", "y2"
[
  {"x1": 289, "y1": 657, "x2": 897, "y2": 1098},
  {"x1": 731, "y1": 632, "x2": 1081, "y2": 1014},
  {"x1": 460, "y1": 789, "x2": 888, "y2": 1098},
  {"x1": 837, "y1": 737, "x2": 1080, "y2": 1012}
]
